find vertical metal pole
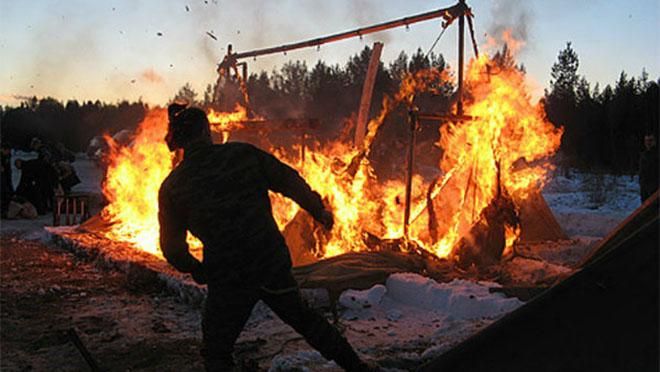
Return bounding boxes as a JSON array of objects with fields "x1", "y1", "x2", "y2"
[
  {"x1": 300, "y1": 131, "x2": 306, "y2": 169},
  {"x1": 403, "y1": 107, "x2": 418, "y2": 239},
  {"x1": 457, "y1": 0, "x2": 465, "y2": 116},
  {"x1": 241, "y1": 62, "x2": 250, "y2": 117}
]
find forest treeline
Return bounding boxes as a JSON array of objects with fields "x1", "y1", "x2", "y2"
[{"x1": 1, "y1": 43, "x2": 657, "y2": 174}]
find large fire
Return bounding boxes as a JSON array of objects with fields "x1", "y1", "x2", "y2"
[{"x1": 99, "y1": 36, "x2": 562, "y2": 264}]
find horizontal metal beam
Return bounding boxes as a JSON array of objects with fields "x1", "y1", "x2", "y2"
[
  {"x1": 231, "y1": 2, "x2": 466, "y2": 60},
  {"x1": 418, "y1": 113, "x2": 475, "y2": 122}
]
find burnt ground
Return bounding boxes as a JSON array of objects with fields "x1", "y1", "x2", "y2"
[
  {"x1": 0, "y1": 231, "x2": 204, "y2": 372},
  {"x1": 0, "y1": 223, "x2": 598, "y2": 372},
  {"x1": 0, "y1": 231, "x2": 356, "y2": 372}
]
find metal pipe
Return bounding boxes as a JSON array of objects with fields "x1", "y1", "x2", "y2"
[
  {"x1": 403, "y1": 107, "x2": 419, "y2": 239},
  {"x1": 231, "y1": 3, "x2": 466, "y2": 60},
  {"x1": 457, "y1": 0, "x2": 465, "y2": 116},
  {"x1": 418, "y1": 113, "x2": 474, "y2": 122}
]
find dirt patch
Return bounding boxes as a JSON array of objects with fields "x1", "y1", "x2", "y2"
[{"x1": 0, "y1": 232, "x2": 204, "y2": 371}]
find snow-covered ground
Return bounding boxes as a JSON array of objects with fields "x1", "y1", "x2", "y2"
[
  {"x1": 242, "y1": 275, "x2": 524, "y2": 371},
  {"x1": 255, "y1": 171, "x2": 643, "y2": 370},
  {"x1": 0, "y1": 155, "x2": 644, "y2": 370},
  {"x1": 543, "y1": 171, "x2": 640, "y2": 237}
]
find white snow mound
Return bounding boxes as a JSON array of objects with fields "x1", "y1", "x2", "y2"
[
  {"x1": 339, "y1": 284, "x2": 386, "y2": 310},
  {"x1": 385, "y1": 273, "x2": 523, "y2": 319}
]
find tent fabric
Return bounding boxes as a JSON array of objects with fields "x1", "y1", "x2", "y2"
[
  {"x1": 515, "y1": 189, "x2": 567, "y2": 242},
  {"x1": 418, "y1": 192, "x2": 659, "y2": 372},
  {"x1": 293, "y1": 250, "x2": 450, "y2": 300}
]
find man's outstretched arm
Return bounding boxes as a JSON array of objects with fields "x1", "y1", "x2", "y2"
[
  {"x1": 255, "y1": 147, "x2": 333, "y2": 229},
  {"x1": 158, "y1": 186, "x2": 204, "y2": 280}
]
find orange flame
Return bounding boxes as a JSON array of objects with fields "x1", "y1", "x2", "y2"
[
  {"x1": 101, "y1": 109, "x2": 173, "y2": 256},
  {"x1": 207, "y1": 104, "x2": 248, "y2": 143},
  {"x1": 100, "y1": 42, "x2": 561, "y2": 264},
  {"x1": 421, "y1": 53, "x2": 563, "y2": 258},
  {"x1": 100, "y1": 105, "x2": 249, "y2": 256}
]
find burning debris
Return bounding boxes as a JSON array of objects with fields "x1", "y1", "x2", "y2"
[
  {"x1": 452, "y1": 162, "x2": 520, "y2": 269},
  {"x1": 44, "y1": 0, "x2": 563, "y2": 288},
  {"x1": 88, "y1": 42, "x2": 562, "y2": 280},
  {"x1": 205, "y1": 31, "x2": 217, "y2": 41}
]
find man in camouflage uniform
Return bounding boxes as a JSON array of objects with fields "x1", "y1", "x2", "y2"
[{"x1": 159, "y1": 105, "x2": 376, "y2": 371}]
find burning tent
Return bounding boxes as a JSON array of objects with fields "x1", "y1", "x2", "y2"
[{"x1": 69, "y1": 45, "x2": 565, "y2": 296}]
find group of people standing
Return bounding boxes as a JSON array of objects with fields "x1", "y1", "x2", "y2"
[{"x1": 0, "y1": 138, "x2": 80, "y2": 219}]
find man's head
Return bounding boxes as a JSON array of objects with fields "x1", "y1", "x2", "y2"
[
  {"x1": 30, "y1": 137, "x2": 42, "y2": 150},
  {"x1": 644, "y1": 134, "x2": 656, "y2": 151},
  {"x1": 14, "y1": 159, "x2": 22, "y2": 169},
  {"x1": 165, "y1": 104, "x2": 212, "y2": 151}
]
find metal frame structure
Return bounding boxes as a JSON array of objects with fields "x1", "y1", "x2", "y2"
[{"x1": 218, "y1": 1, "x2": 481, "y2": 238}]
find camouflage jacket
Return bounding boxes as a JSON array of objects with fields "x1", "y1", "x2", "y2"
[{"x1": 158, "y1": 142, "x2": 325, "y2": 286}]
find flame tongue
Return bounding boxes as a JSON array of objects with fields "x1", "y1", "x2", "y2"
[
  {"x1": 101, "y1": 109, "x2": 173, "y2": 256},
  {"x1": 427, "y1": 54, "x2": 563, "y2": 258},
  {"x1": 100, "y1": 106, "x2": 251, "y2": 256}
]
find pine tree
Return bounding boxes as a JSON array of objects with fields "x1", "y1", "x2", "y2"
[{"x1": 549, "y1": 42, "x2": 580, "y2": 101}]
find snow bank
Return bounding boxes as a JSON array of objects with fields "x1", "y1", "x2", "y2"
[
  {"x1": 385, "y1": 274, "x2": 522, "y2": 319},
  {"x1": 339, "y1": 273, "x2": 523, "y2": 321},
  {"x1": 339, "y1": 284, "x2": 387, "y2": 310}
]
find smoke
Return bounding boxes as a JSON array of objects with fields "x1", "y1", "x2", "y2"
[
  {"x1": 221, "y1": 0, "x2": 391, "y2": 60},
  {"x1": 141, "y1": 68, "x2": 164, "y2": 84},
  {"x1": 17, "y1": 17, "x2": 101, "y2": 100},
  {"x1": 184, "y1": 2, "x2": 224, "y2": 67},
  {"x1": 0, "y1": 94, "x2": 32, "y2": 105},
  {"x1": 348, "y1": 0, "x2": 392, "y2": 44},
  {"x1": 485, "y1": 0, "x2": 533, "y2": 54}
]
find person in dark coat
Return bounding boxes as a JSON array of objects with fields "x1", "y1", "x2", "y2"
[
  {"x1": 158, "y1": 105, "x2": 377, "y2": 372},
  {"x1": 639, "y1": 134, "x2": 659, "y2": 202},
  {"x1": 1, "y1": 142, "x2": 14, "y2": 218},
  {"x1": 54, "y1": 142, "x2": 76, "y2": 163},
  {"x1": 30, "y1": 137, "x2": 53, "y2": 163},
  {"x1": 15, "y1": 158, "x2": 59, "y2": 215}
]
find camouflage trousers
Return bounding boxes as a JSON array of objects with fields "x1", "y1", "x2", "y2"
[{"x1": 202, "y1": 271, "x2": 365, "y2": 371}]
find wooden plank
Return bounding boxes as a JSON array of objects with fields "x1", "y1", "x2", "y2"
[{"x1": 354, "y1": 42, "x2": 384, "y2": 147}]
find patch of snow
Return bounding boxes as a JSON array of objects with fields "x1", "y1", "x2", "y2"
[
  {"x1": 384, "y1": 274, "x2": 522, "y2": 320},
  {"x1": 268, "y1": 350, "x2": 326, "y2": 372},
  {"x1": 22, "y1": 228, "x2": 53, "y2": 243},
  {"x1": 1, "y1": 215, "x2": 53, "y2": 234},
  {"x1": 543, "y1": 172, "x2": 640, "y2": 238},
  {"x1": 339, "y1": 284, "x2": 386, "y2": 310}
]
